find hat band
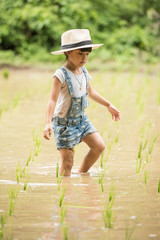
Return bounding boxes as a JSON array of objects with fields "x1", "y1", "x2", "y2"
[{"x1": 61, "y1": 40, "x2": 93, "y2": 50}]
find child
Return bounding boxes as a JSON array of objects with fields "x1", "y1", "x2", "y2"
[{"x1": 43, "y1": 29, "x2": 120, "y2": 176}]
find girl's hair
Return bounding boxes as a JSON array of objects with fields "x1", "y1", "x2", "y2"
[{"x1": 64, "y1": 47, "x2": 92, "y2": 60}]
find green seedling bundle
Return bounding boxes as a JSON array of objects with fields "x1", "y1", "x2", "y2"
[
  {"x1": 98, "y1": 172, "x2": 104, "y2": 192},
  {"x1": 59, "y1": 186, "x2": 66, "y2": 207},
  {"x1": 103, "y1": 183, "x2": 116, "y2": 229},
  {"x1": 0, "y1": 214, "x2": 6, "y2": 238},
  {"x1": 62, "y1": 224, "x2": 69, "y2": 240},
  {"x1": 8, "y1": 187, "x2": 19, "y2": 216},
  {"x1": 59, "y1": 206, "x2": 68, "y2": 224}
]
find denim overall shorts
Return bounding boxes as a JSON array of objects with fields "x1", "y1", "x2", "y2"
[{"x1": 52, "y1": 67, "x2": 97, "y2": 149}]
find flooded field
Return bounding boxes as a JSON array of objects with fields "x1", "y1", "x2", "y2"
[{"x1": 0, "y1": 64, "x2": 160, "y2": 240}]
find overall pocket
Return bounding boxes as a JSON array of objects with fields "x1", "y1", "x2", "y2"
[{"x1": 55, "y1": 125, "x2": 67, "y2": 135}]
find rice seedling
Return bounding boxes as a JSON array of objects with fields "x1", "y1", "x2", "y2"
[
  {"x1": 2, "y1": 68, "x2": 9, "y2": 79},
  {"x1": 148, "y1": 132, "x2": 160, "y2": 155},
  {"x1": 143, "y1": 139, "x2": 148, "y2": 150},
  {"x1": 56, "y1": 162, "x2": 59, "y2": 178},
  {"x1": 148, "y1": 142, "x2": 154, "y2": 155},
  {"x1": 57, "y1": 171, "x2": 65, "y2": 190},
  {"x1": 26, "y1": 153, "x2": 32, "y2": 166},
  {"x1": 100, "y1": 152, "x2": 104, "y2": 168},
  {"x1": 124, "y1": 224, "x2": 135, "y2": 240},
  {"x1": 114, "y1": 133, "x2": 119, "y2": 144},
  {"x1": 138, "y1": 141, "x2": 143, "y2": 159},
  {"x1": 109, "y1": 183, "x2": 116, "y2": 203},
  {"x1": 145, "y1": 153, "x2": 149, "y2": 164},
  {"x1": 105, "y1": 141, "x2": 113, "y2": 163},
  {"x1": 32, "y1": 129, "x2": 42, "y2": 156},
  {"x1": 0, "y1": 214, "x2": 6, "y2": 238},
  {"x1": 34, "y1": 135, "x2": 42, "y2": 156},
  {"x1": 136, "y1": 157, "x2": 145, "y2": 174},
  {"x1": 103, "y1": 202, "x2": 115, "y2": 229},
  {"x1": 59, "y1": 206, "x2": 68, "y2": 224},
  {"x1": 158, "y1": 178, "x2": 160, "y2": 193},
  {"x1": 144, "y1": 171, "x2": 149, "y2": 185},
  {"x1": 103, "y1": 183, "x2": 116, "y2": 229},
  {"x1": 153, "y1": 132, "x2": 160, "y2": 143},
  {"x1": 139, "y1": 124, "x2": 146, "y2": 138},
  {"x1": 16, "y1": 161, "x2": 23, "y2": 184},
  {"x1": 23, "y1": 170, "x2": 30, "y2": 191},
  {"x1": 22, "y1": 167, "x2": 27, "y2": 177},
  {"x1": 62, "y1": 224, "x2": 69, "y2": 240},
  {"x1": 98, "y1": 173, "x2": 104, "y2": 192},
  {"x1": 59, "y1": 186, "x2": 66, "y2": 207},
  {"x1": 8, "y1": 187, "x2": 19, "y2": 216},
  {"x1": 145, "y1": 153, "x2": 152, "y2": 164}
]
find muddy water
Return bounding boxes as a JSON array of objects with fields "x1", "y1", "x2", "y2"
[{"x1": 0, "y1": 66, "x2": 160, "y2": 240}]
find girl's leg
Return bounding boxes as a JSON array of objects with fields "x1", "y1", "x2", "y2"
[
  {"x1": 78, "y1": 132, "x2": 105, "y2": 173},
  {"x1": 59, "y1": 148, "x2": 74, "y2": 176}
]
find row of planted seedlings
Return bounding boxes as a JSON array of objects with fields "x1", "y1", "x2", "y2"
[
  {"x1": 55, "y1": 164, "x2": 69, "y2": 240},
  {"x1": 136, "y1": 121, "x2": 160, "y2": 191},
  {"x1": 0, "y1": 129, "x2": 42, "y2": 239},
  {"x1": 98, "y1": 118, "x2": 137, "y2": 237},
  {"x1": 132, "y1": 71, "x2": 160, "y2": 190},
  {"x1": 97, "y1": 120, "x2": 120, "y2": 230}
]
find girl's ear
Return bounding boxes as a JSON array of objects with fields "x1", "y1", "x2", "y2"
[{"x1": 65, "y1": 51, "x2": 70, "y2": 56}]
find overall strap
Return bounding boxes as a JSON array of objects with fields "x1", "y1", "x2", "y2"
[
  {"x1": 61, "y1": 67, "x2": 74, "y2": 96},
  {"x1": 81, "y1": 66, "x2": 89, "y2": 91}
]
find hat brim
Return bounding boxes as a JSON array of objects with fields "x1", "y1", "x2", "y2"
[{"x1": 51, "y1": 44, "x2": 103, "y2": 55}]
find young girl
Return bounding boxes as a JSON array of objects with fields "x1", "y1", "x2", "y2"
[{"x1": 43, "y1": 29, "x2": 120, "y2": 176}]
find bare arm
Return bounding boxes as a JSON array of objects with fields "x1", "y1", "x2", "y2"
[
  {"x1": 43, "y1": 76, "x2": 62, "y2": 140},
  {"x1": 88, "y1": 81, "x2": 120, "y2": 121}
]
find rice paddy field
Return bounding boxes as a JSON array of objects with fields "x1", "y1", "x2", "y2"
[{"x1": 0, "y1": 62, "x2": 160, "y2": 240}]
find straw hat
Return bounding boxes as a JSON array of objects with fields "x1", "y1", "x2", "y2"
[{"x1": 51, "y1": 29, "x2": 103, "y2": 55}]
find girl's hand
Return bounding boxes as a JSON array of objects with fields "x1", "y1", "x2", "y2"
[
  {"x1": 43, "y1": 123, "x2": 52, "y2": 140},
  {"x1": 107, "y1": 104, "x2": 120, "y2": 121}
]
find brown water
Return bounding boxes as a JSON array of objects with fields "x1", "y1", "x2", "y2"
[{"x1": 0, "y1": 65, "x2": 160, "y2": 240}]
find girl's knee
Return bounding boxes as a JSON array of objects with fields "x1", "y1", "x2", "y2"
[
  {"x1": 93, "y1": 140, "x2": 105, "y2": 155},
  {"x1": 60, "y1": 148, "x2": 74, "y2": 170},
  {"x1": 98, "y1": 141, "x2": 105, "y2": 154}
]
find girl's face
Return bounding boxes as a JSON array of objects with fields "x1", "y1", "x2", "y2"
[{"x1": 66, "y1": 49, "x2": 90, "y2": 67}]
